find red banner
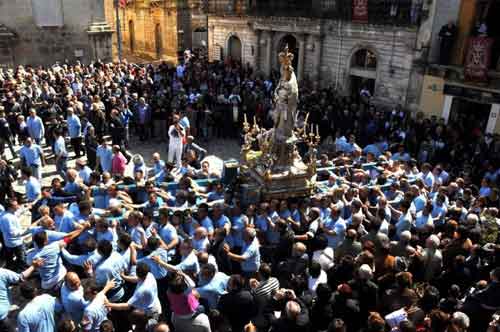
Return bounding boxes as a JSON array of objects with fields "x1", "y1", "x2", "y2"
[
  {"x1": 352, "y1": 0, "x2": 369, "y2": 23},
  {"x1": 464, "y1": 37, "x2": 494, "y2": 82},
  {"x1": 119, "y1": 0, "x2": 127, "y2": 8}
]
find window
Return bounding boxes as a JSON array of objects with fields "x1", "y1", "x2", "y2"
[{"x1": 32, "y1": 0, "x2": 64, "y2": 27}]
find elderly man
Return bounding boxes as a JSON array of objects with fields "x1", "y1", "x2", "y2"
[
  {"x1": 26, "y1": 109, "x2": 44, "y2": 145},
  {"x1": 136, "y1": 97, "x2": 151, "y2": 141},
  {"x1": 67, "y1": 107, "x2": 83, "y2": 157},
  {"x1": 19, "y1": 137, "x2": 45, "y2": 180},
  {"x1": 224, "y1": 227, "x2": 261, "y2": 278},
  {"x1": 167, "y1": 114, "x2": 185, "y2": 168}
]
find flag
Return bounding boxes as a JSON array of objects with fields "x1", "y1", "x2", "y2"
[
  {"x1": 464, "y1": 36, "x2": 494, "y2": 82},
  {"x1": 116, "y1": 0, "x2": 127, "y2": 8},
  {"x1": 352, "y1": 0, "x2": 368, "y2": 23}
]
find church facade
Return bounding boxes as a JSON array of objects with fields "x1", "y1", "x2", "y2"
[{"x1": 207, "y1": 0, "x2": 432, "y2": 109}]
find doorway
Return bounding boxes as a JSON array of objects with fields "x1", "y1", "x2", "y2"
[
  {"x1": 448, "y1": 98, "x2": 492, "y2": 138},
  {"x1": 129, "y1": 20, "x2": 135, "y2": 53},
  {"x1": 228, "y1": 35, "x2": 242, "y2": 62},
  {"x1": 349, "y1": 48, "x2": 378, "y2": 100},
  {"x1": 155, "y1": 24, "x2": 162, "y2": 58},
  {"x1": 278, "y1": 34, "x2": 299, "y2": 72}
]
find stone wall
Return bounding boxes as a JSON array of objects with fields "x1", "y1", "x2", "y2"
[
  {"x1": 0, "y1": 0, "x2": 112, "y2": 66},
  {"x1": 208, "y1": 16, "x2": 258, "y2": 65},
  {"x1": 106, "y1": 1, "x2": 178, "y2": 63},
  {"x1": 208, "y1": 14, "x2": 418, "y2": 106}
]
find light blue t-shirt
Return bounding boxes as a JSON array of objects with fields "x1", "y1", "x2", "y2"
[
  {"x1": 127, "y1": 273, "x2": 161, "y2": 315},
  {"x1": 176, "y1": 251, "x2": 200, "y2": 274},
  {"x1": 96, "y1": 145, "x2": 113, "y2": 172},
  {"x1": 29, "y1": 241, "x2": 66, "y2": 290},
  {"x1": 138, "y1": 248, "x2": 169, "y2": 279},
  {"x1": 0, "y1": 268, "x2": 22, "y2": 320},
  {"x1": 323, "y1": 217, "x2": 346, "y2": 249},
  {"x1": 17, "y1": 294, "x2": 61, "y2": 332},
  {"x1": 0, "y1": 212, "x2": 23, "y2": 248},
  {"x1": 241, "y1": 238, "x2": 260, "y2": 273},
  {"x1": 55, "y1": 210, "x2": 76, "y2": 233},
  {"x1": 25, "y1": 177, "x2": 41, "y2": 202},
  {"x1": 19, "y1": 144, "x2": 43, "y2": 167},
  {"x1": 159, "y1": 223, "x2": 178, "y2": 256},
  {"x1": 196, "y1": 272, "x2": 230, "y2": 309},
  {"x1": 67, "y1": 114, "x2": 82, "y2": 138},
  {"x1": 95, "y1": 251, "x2": 127, "y2": 302},
  {"x1": 82, "y1": 292, "x2": 108, "y2": 332},
  {"x1": 61, "y1": 248, "x2": 101, "y2": 267},
  {"x1": 54, "y1": 136, "x2": 68, "y2": 158},
  {"x1": 61, "y1": 282, "x2": 88, "y2": 324}
]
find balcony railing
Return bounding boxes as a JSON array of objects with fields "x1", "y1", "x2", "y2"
[{"x1": 206, "y1": 0, "x2": 423, "y2": 27}]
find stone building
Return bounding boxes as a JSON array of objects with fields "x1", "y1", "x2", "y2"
[
  {"x1": 418, "y1": 0, "x2": 500, "y2": 135},
  {"x1": 207, "y1": 0, "x2": 431, "y2": 108},
  {"x1": 106, "y1": 0, "x2": 208, "y2": 62},
  {"x1": 0, "y1": 0, "x2": 113, "y2": 66}
]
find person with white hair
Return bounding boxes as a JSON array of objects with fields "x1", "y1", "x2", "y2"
[
  {"x1": 451, "y1": 311, "x2": 470, "y2": 331},
  {"x1": 224, "y1": 227, "x2": 260, "y2": 278},
  {"x1": 419, "y1": 234, "x2": 442, "y2": 282},
  {"x1": 168, "y1": 114, "x2": 185, "y2": 168}
]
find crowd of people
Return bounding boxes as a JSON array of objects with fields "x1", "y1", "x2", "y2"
[{"x1": 0, "y1": 47, "x2": 499, "y2": 332}]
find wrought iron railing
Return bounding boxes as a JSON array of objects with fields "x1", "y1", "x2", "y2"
[{"x1": 205, "y1": 0, "x2": 423, "y2": 27}]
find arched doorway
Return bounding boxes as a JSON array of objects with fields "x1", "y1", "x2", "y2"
[
  {"x1": 129, "y1": 20, "x2": 135, "y2": 53},
  {"x1": 349, "y1": 48, "x2": 377, "y2": 101},
  {"x1": 227, "y1": 35, "x2": 242, "y2": 62},
  {"x1": 278, "y1": 34, "x2": 299, "y2": 73},
  {"x1": 193, "y1": 27, "x2": 208, "y2": 49},
  {"x1": 155, "y1": 24, "x2": 162, "y2": 58}
]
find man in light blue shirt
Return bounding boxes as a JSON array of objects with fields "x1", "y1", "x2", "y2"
[
  {"x1": 17, "y1": 281, "x2": 62, "y2": 332},
  {"x1": 196, "y1": 264, "x2": 229, "y2": 309},
  {"x1": 81, "y1": 279, "x2": 115, "y2": 332},
  {"x1": 60, "y1": 272, "x2": 88, "y2": 324},
  {"x1": 19, "y1": 137, "x2": 45, "y2": 179},
  {"x1": 21, "y1": 168, "x2": 40, "y2": 203},
  {"x1": 76, "y1": 159, "x2": 92, "y2": 185},
  {"x1": 107, "y1": 263, "x2": 162, "y2": 317},
  {"x1": 224, "y1": 227, "x2": 260, "y2": 278},
  {"x1": 0, "y1": 260, "x2": 43, "y2": 328},
  {"x1": 53, "y1": 129, "x2": 68, "y2": 177},
  {"x1": 322, "y1": 207, "x2": 347, "y2": 249},
  {"x1": 96, "y1": 138, "x2": 113, "y2": 173},
  {"x1": 26, "y1": 109, "x2": 44, "y2": 145},
  {"x1": 0, "y1": 200, "x2": 26, "y2": 271},
  {"x1": 67, "y1": 107, "x2": 83, "y2": 157}
]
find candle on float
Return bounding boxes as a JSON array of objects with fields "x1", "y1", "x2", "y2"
[
  {"x1": 316, "y1": 125, "x2": 319, "y2": 136},
  {"x1": 253, "y1": 116, "x2": 257, "y2": 126},
  {"x1": 244, "y1": 113, "x2": 248, "y2": 123},
  {"x1": 304, "y1": 112, "x2": 309, "y2": 124}
]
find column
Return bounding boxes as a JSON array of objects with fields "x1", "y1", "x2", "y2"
[
  {"x1": 265, "y1": 31, "x2": 273, "y2": 77},
  {"x1": 298, "y1": 34, "x2": 306, "y2": 82},
  {"x1": 441, "y1": 95, "x2": 454, "y2": 124},
  {"x1": 314, "y1": 35, "x2": 323, "y2": 81},
  {"x1": 256, "y1": 29, "x2": 262, "y2": 69},
  {"x1": 487, "y1": 104, "x2": 500, "y2": 134}
]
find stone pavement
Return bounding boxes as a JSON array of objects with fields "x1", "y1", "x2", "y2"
[{"x1": 10, "y1": 136, "x2": 241, "y2": 192}]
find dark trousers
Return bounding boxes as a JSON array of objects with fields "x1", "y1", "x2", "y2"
[
  {"x1": 0, "y1": 318, "x2": 15, "y2": 332},
  {"x1": 4, "y1": 244, "x2": 26, "y2": 272},
  {"x1": 138, "y1": 123, "x2": 148, "y2": 141},
  {"x1": 70, "y1": 137, "x2": 83, "y2": 157}
]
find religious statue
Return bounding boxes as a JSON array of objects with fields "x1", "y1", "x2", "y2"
[{"x1": 272, "y1": 45, "x2": 299, "y2": 143}]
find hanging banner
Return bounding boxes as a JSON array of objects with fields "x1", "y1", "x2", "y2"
[
  {"x1": 464, "y1": 36, "x2": 494, "y2": 82},
  {"x1": 352, "y1": 0, "x2": 369, "y2": 23}
]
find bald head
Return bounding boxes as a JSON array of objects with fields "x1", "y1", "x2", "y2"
[
  {"x1": 153, "y1": 323, "x2": 170, "y2": 332},
  {"x1": 65, "y1": 272, "x2": 81, "y2": 290}
]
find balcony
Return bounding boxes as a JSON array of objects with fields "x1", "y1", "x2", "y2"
[{"x1": 206, "y1": 0, "x2": 423, "y2": 27}]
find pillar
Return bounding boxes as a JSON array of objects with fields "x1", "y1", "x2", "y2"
[
  {"x1": 487, "y1": 104, "x2": 500, "y2": 134},
  {"x1": 314, "y1": 35, "x2": 323, "y2": 81},
  {"x1": 452, "y1": 0, "x2": 477, "y2": 65},
  {"x1": 298, "y1": 33, "x2": 306, "y2": 82},
  {"x1": 265, "y1": 31, "x2": 274, "y2": 77},
  {"x1": 441, "y1": 95, "x2": 454, "y2": 123},
  {"x1": 256, "y1": 29, "x2": 262, "y2": 69}
]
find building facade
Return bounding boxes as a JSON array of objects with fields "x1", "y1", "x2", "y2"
[
  {"x1": 106, "y1": 0, "x2": 208, "y2": 62},
  {"x1": 418, "y1": 0, "x2": 500, "y2": 135},
  {"x1": 207, "y1": 0, "x2": 431, "y2": 108},
  {"x1": 0, "y1": 0, "x2": 113, "y2": 66}
]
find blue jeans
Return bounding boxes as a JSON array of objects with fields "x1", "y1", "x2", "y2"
[{"x1": 56, "y1": 157, "x2": 67, "y2": 177}]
